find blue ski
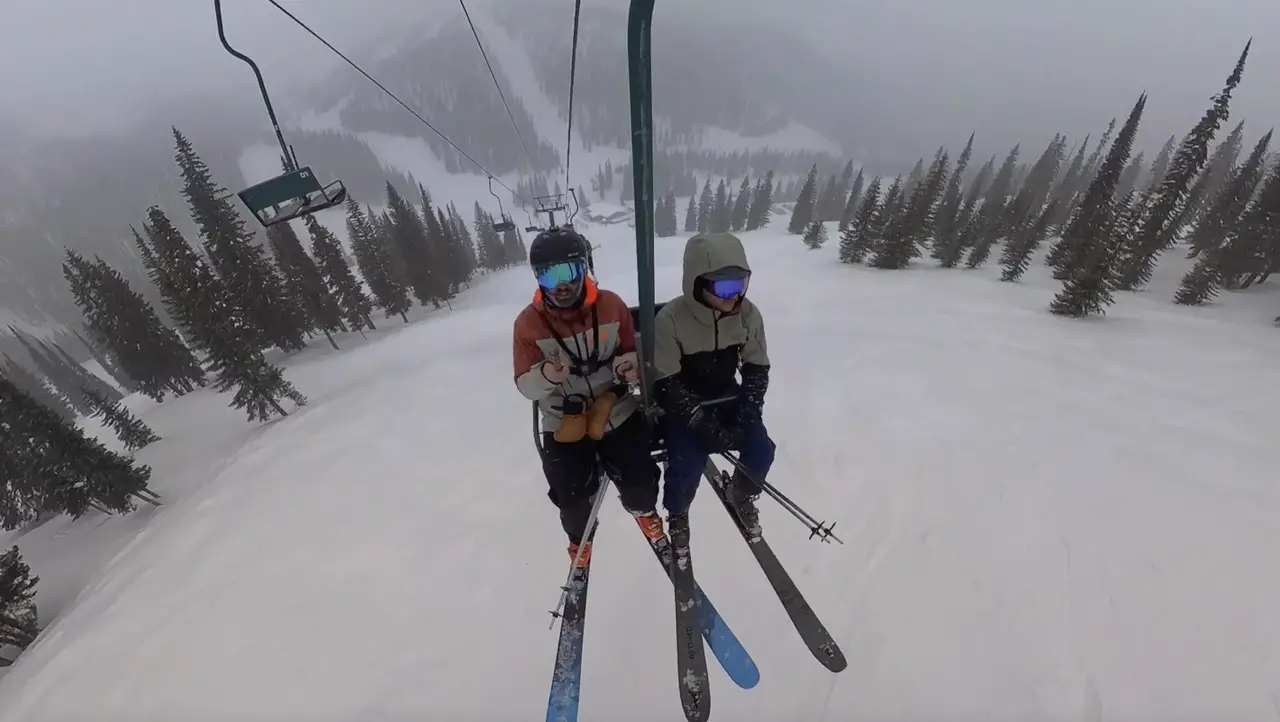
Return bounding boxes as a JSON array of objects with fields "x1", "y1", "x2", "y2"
[
  {"x1": 638, "y1": 520, "x2": 760, "y2": 690},
  {"x1": 546, "y1": 561, "x2": 591, "y2": 722}
]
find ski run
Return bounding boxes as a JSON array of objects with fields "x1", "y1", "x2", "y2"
[{"x1": 2, "y1": 219, "x2": 1280, "y2": 722}]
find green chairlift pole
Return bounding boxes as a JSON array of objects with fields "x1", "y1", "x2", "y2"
[{"x1": 627, "y1": 0, "x2": 657, "y2": 412}]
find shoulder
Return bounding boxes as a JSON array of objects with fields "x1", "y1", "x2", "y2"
[
  {"x1": 593, "y1": 288, "x2": 633, "y2": 322},
  {"x1": 655, "y1": 296, "x2": 687, "y2": 320},
  {"x1": 740, "y1": 298, "x2": 765, "y2": 324},
  {"x1": 513, "y1": 303, "x2": 542, "y2": 337}
]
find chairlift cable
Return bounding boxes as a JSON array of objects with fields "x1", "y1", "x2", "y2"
[
  {"x1": 264, "y1": 0, "x2": 530, "y2": 206},
  {"x1": 458, "y1": 0, "x2": 540, "y2": 178},
  {"x1": 564, "y1": 0, "x2": 584, "y2": 198}
]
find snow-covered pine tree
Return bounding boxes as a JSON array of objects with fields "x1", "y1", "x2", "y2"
[
  {"x1": 384, "y1": 183, "x2": 439, "y2": 307},
  {"x1": 1000, "y1": 201, "x2": 1059, "y2": 282},
  {"x1": 345, "y1": 197, "x2": 411, "y2": 323},
  {"x1": 747, "y1": 171, "x2": 775, "y2": 231},
  {"x1": 839, "y1": 176, "x2": 881, "y2": 264},
  {"x1": 144, "y1": 206, "x2": 307, "y2": 421},
  {"x1": 1049, "y1": 93, "x2": 1147, "y2": 317},
  {"x1": 802, "y1": 220, "x2": 828, "y2": 250},
  {"x1": 0, "y1": 546, "x2": 39, "y2": 649},
  {"x1": 267, "y1": 222, "x2": 345, "y2": 349},
  {"x1": 1117, "y1": 42, "x2": 1250, "y2": 291},
  {"x1": 0, "y1": 357, "x2": 74, "y2": 423},
  {"x1": 305, "y1": 216, "x2": 375, "y2": 331},
  {"x1": 696, "y1": 179, "x2": 714, "y2": 233},
  {"x1": 731, "y1": 177, "x2": 752, "y2": 231},
  {"x1": 173, "y1": 130, "x2": 307, "y2": 352},
  {"x1": 81, "y1": 387, "x2": 160, "y2": 452},
  {"x1": 788, "y1": 164, "x2": 820, "y2": 233}
]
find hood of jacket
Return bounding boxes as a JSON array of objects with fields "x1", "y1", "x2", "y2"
[{"x1": 681, "y1": 232, "x2": 752, "y2": 304}]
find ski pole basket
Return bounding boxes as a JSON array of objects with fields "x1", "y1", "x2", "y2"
[{"x1": 237, "y1": 167, "x2": 348, "y2": 227}]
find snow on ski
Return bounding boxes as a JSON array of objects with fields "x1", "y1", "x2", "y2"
[
  {"x1": 705, "y1": 468, "x2": 848, "y2": 673},
  {"x1": 545, "y1": 562, "x2": 591, "y2": 722},
  {"x1": 636, "y1": 518, "x2": 761, "y2": 690},
  {"x1": 667, "y1": 514, "x2": 712, "y2": 722}
]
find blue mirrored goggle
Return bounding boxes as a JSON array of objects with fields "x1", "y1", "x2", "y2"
[
  {"x1": 707, "y1": 276, "x2": 748, "y2": 299},
  {"x1": 535, "y1": 261, "x2": 586, "y2": 290}
]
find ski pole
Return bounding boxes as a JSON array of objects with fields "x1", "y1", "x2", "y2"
[
  {"x1": 548, "y1": 473, "x2": 613, "y2": 627},
  {"x1": 718, "y1": 451, "x2": 843, "y2": 545}
]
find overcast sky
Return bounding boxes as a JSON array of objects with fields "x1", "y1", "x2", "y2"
[{"x1": 1, "y1": 0, "x2": 1276, "y2": 154}]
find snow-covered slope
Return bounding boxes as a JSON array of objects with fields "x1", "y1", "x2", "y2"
[{"x1": 2, "y1": 222, "x2": 1280, "y2": 721}]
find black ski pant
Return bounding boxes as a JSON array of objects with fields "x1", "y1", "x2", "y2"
[{"x1": 539, "y1": 411, "x2": 660, "y2": 545}]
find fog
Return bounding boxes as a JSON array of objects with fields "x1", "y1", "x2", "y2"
[{"x1": 1, "y1": 0, "x2": 1277, "y2": 152}]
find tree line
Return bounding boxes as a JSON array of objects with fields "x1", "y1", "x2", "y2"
[
  {"x1": 0, "y1": 127, "x2": 532, "y2": 648},
  {"x1": 782, "y1": 43, "x2": 1272, "y2": 320}
]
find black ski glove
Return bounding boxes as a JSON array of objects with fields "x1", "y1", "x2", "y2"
[
  {"x1": 691, "y1": 408, "x2": 739, "y2": 453},
  {"x1": 735, "y1": 363, "x2": 770, "y2": 430}
]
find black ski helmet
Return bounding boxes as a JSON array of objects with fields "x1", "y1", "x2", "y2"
[
  {"x1": 529, "y1": 226, "x2": 593, "y2": 308},
  {"x1": 529, "y1": 226, "x2": 591, "y2": 268}
]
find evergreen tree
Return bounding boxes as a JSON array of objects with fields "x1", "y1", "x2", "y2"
[
  {"x1": 63, "y1": 252, "x2": 204, "y2": 401},
  {"x1": 747, "y1": 171, "x2": 775, "y2": 230},
  {"x1": 1, "y1": 356, "x2": 74, "y2": 422},
  {"x1": 838, "y1": 169, "x2": 867, "y2": 231},
  {"x1": 696, "y1": 179, "x2": 714, "y2": 233},
  {"x1": 0, "y1": 546, "x2": 39, "y2": 649},
  {"x1": 384, "y1": 183, "x2": 441, "y2": 307},
  {"x1": 267, "y1": 221, "x2": 346, "y2": 350},
  {"x1": 839, "y1": 176, "x2": 882, "y2": 264},
  {"x1": 474, "y1": 201, "x2": 506, "y2": 271},
  {"x1": 902, "y1": 158, "x2": 926, "y2": 198},
  {"x1": 683, "y1": 179, "x2": 698, "y2": 232},
  {"x1": 1049, "y1": 93, "x2": 1147, "y2": 317},
  {"x1": 788, "y1": 164, "x2": 820, "y2": 233},
  {"x1": 730, "y1": 176, "x2": 752, "y2": 231},
  {"x1": 73, "y1": 328, "x2": 138, "y2": 395},
  {"x1": 1145, "y1": 134, "x2": 1178, "y2": 191},
  {"x1": 144, "y1": 206, "x2": 307, "y2": 421},
  {"x1": 172, "y1": 128, "x2": 307, "y2": 352},
  {"x1": 802, "y1": 220, "x2": 828, "y2": 250},
  {"x1": 81, "y1": 387, "x2": 160, "y2": 452},
  {"x1": 1185, "y1": 130, "x2": 1272, "y2": 261},
  {"x1": 1215, "y1": 156, "x2": 1280, "y2": 290},
  {"x1": 1181, "y1": 121, "x2": 1247, "y2": 232},
  {"x1": 1117, "y1": 42, "x2": 1250, "y2": 291},
  {"x1": 345, "y1": 197, "x2": 411, "y2": 323},
  {"x1": 1000, "y1": 201, "x2": 1059, "y2": 282},
  {"x1": 0, "y1": 373, "x2": 156, "y2": 525},
  {"x1": 305, "y1": 216, "x2": 375, "y2": 331},
  {"x1": 711, "y1": 180, "x2": 731, "y2": 232}
]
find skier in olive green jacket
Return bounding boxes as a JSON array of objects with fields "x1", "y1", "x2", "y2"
[{"x1": 651, "y1": 232, "x2": 775, "y2": 539}]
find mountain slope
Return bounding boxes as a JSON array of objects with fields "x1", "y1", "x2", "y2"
[{"x1": 2, "y1": 220, "x2": 1279, "y2": 720}]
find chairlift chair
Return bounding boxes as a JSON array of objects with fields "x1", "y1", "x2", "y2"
[
  {"x1": 237, "y1": 167, "x2": 348, "y2": 227},
  {"x1": 213, "y1": 0, "x2": 346, "y2": 228}
]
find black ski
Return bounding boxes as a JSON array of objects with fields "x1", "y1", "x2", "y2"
[
  {"x1": 667, "y1": 513, "x2": 711, "y2": 722},
  {"x1": 705, "y1": 469, "x2": 848, "y2": 673}
]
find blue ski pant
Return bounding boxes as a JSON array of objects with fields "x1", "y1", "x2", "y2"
[{"x1": 661, "y1": 418, "x2": 776, "y2": 515}]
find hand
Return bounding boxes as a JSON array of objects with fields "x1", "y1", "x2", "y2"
[
  {"x1": 541, "y1": 356, "x2": 571, "y2": 384},
  {"x1": 613, "y1": 352, "x2": 639, "y2": 382},
  {"x1": 693, "y1": 413, "x2": 738, "y2": 453}
]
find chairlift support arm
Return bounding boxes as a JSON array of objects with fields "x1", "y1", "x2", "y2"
[{"x1": 213, "y1": 0, "x2": 296, "y2": 171}]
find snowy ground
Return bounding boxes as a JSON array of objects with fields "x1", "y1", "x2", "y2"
[{"x1": 2, "y1": 220, "x2": 1280, "y2": 722}]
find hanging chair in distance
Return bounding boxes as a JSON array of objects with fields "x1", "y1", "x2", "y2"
[{"x1": 213, "y1": 0, "x2": 346, "y2": 227}]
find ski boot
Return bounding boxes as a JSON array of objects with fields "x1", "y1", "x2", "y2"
[
  {"x1": 554, "y1": 394, "x2": 588, "y2": 443},
  {"x1": 567, "y1": 539, "x2": 592, "y2": 568},
  {"x1": 634, "y1": 510, "x2": 666, "y2": 545},
  {"x1": 726, "y1": 472, "x2": 762, "y2": 539},
  {"x1": 667, "y1": 509, "x2": 690, "y2": 549}
]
